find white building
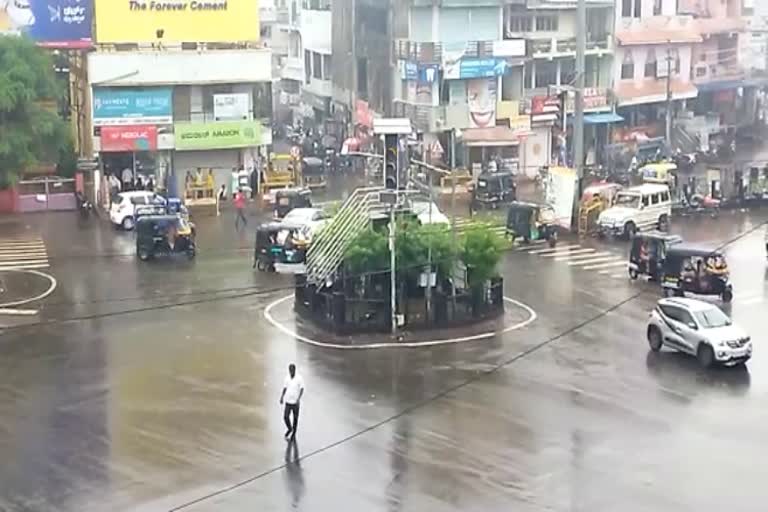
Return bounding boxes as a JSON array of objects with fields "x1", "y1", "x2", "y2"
[{"x1": 300, "y1": 0, "x2": 333, "y2": 128}]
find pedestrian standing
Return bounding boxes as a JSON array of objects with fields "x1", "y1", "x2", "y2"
[
  {"x1": 279, "y1": 363, "x2": 304, "y2": 440},
  {"x1": 121, "y1": 166, "x2": 134, "y2": 191},
  {"x1": 234, "y1": 188, "x2": 247, "y2": 230}
]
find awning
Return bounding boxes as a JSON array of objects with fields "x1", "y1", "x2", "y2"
[
  {"x1": 695, "y1": 79, "x2": 745, "y2": 93},
  {"x1": 583, "y1": 112, "x2": 624, "y2": 125}
]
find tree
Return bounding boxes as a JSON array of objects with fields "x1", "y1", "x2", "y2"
[
  {"x1": 460, "y1": 223, "x2": 503, "y2": 287},
  {"x1": 344, "y1": 227, "x2": 389, "y2": 275},
  {"x1": 0, "y1": 36, "x2": 70, "y2": 188}
]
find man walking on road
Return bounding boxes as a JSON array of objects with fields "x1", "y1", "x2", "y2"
[
  {"x1": 280, "y1": 363, "x2": 304, "y2": 440},
  {"x1": 234, "y1": 188, "x2": 247, "y2": 230}
]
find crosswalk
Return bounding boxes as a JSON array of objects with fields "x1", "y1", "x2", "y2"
[
  {"x1": 0, "y1": 235, "x2": 50, "y2": 270},
  {"x1": 453, "y1": 217, "x2": 507, "y2": 237},
  {"x1": 514, "y1": 240, "x2": 629, "y2": 278}
]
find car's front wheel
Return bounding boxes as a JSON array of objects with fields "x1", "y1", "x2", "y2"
[
  {"x1": 722, "y1": 288, "x2": 733, "y2": 303},
  {"x1": 122, "y1": 216, "x2": 135, "y2": 231},
  {"x1": 647, "y1": 326, "x2": 663, "y2": 352},
  {"x1": 629, "y1": 267, "x2": 639, "y2": 280},
  {"x1": 697, "y1": 344, "x2": 715, "y2": 369}
]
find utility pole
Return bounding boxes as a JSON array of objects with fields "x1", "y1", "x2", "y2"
[
  {"x1": 665, "y1": 43, "x2": 673, "y2": 149},
  {"x1": 571, "y1": 0, "x2": 586, "y2": 232},
  {"x1": 574, "y1": 0, "x2": 585, "y2": 176}
]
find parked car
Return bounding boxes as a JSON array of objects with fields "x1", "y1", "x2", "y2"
[
  {"x1": 110, "y1": 191, "x2": 164, "y2": 230},
  {"x1": 597, "y1": 183, "x2": 672, "y2": 239},
  {"x1": 646, "y1": 297, "x2": 751, "y2": 368}
]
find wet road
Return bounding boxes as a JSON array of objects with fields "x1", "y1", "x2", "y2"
[{"x1": 0, "y1": 205, "x2": 767, "y2": 511}]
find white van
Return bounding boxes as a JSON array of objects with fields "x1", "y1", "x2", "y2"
[{"x1": 597, "y1": 183, "x2": 672, "y2": 238}]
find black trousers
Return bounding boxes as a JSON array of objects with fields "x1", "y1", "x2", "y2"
[{"x1": 284, "y1": 403, "x2": 300, "y2": 435}]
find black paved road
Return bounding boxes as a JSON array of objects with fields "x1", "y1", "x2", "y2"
[{"x1": 0, "y1": 205, "x2": 766, "y2": 512}]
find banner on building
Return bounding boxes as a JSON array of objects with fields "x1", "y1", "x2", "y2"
[
  {"x1": 94, "y1": 0, "x2": 259, "y2": 43},
  {"x1": 101, "y1": 125, "x2": 158, "y2": 152},
  {"x1": 93, "y1": 88, "x2": 173, "y2": 126},
  {"x1": 0, "y1": 0, "x2": 92, "y2": 48},
  {"x1": 444, "y1": 58, "x2": 508, "y2": 80},
  {"x1": 213, "y1": 93, "x2": 249, "y2": 121},
  {"x1": 174, "y1": 120, "x2": 262, "y2": 150}
]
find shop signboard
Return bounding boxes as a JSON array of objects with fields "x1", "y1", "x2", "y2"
[
  {"x1": 0, "y1": 0, "x2": 92, "y2": 48},
  {"x1": 93, "y1": 88, "x2": 173, "y2": 126},
  {"x1": 213, "y1": 93, "x2": 250, "y2": 121},
  {"x1": 101, "y1": 125, "x2": 158, "y2": 152},
  {"x1": 94, "y1": 0, "x2": 258, "y2": 43},
  {"x1": 174, "y1": 120, "x2": 262, "y2": 150}
]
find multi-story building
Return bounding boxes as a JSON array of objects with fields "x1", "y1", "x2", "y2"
[
  {"x1": 742, "y1": 0, "x2": 768, "y2": 74},
  {"x1": 262, "y1": 0, "x2": 305, "y2": 126},
  {"x1": 300, "y1": 0, "x2": 333, "y2": 131},
  {"x1": 614, "y1": 0, "x2": 700, "y2": 147},
  {"x1": 88, "y1": 0, "x2": 273, "y2": 204}
]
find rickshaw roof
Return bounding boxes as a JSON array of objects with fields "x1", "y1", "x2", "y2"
[
  {"x1": 508, "y1": 201, "x2": 545, "y2": 211},
  {"x1": 634, "y1": 231, "x2": 682, "y2": 242},
  {"x1": 640, "y1": 162, "x2": 677, "y2": 172},
  {"x1": 303, "y1": 157, "x2": 323, "y2": 166},
  {"x1": 137, "y1": 214, "x2": 181, "y2": 223},
  {"x1": 276, "y1": 187, "x2": 310, "y2": 197},
  {"x1": 667, "y1": 244, "x2": 724, "y2": 258}
]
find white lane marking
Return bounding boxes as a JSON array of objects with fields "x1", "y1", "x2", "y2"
[
  {"x1": 541, "y1": 248, "x2": 595, "y2": 258},
  {"x1": 582, "y1": 260, "x2": 629, "y2": 271},
  {"x1": 554, "y1": 250, "x2": 613, "y2": 262},
  {"x1": 0, "y1": 269, "x2": 57, "y2": 308},
  {"x1": 0, "y1": 263, "x2": 49, "y2": 270},
  {"x1": 0, "y1": 308, "x2": 38, "y2": 316},
  {"x1": 568, "y1": 256, "x2": 621, "y2": 266},
  {"x1": 0, "y1": 259, "x2": 49, "y2": 266},
  {"x1": 513, "y1": 241, "x2": 549, "y2": 252},
  {"x1": 0, "y1": 251, "x2": 48, "y2": 258},
  {"x1": 610, "y1": 273, "x2": 625, "y2": 279},
  {"x1": 528, "y1": 244, "x2": 582, "y2": 255},
  {"x1": 264, "y1": 295, "x2": 537, "y2": 350}
]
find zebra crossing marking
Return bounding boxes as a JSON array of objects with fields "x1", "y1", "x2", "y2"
[
  {"x1": 0, "y1": 236, "x2": 50, "y2": 270},
  {"x1": 567, "y1": 255, "x2": 620, "y2": 267},
  {"x1": 554, "y1": 250, "x2": 612, "y2": 262},
  {"x1": 582, "y1": 260, "x2": 628, "y2": 271},
  {"x1": 528, "y1": 244, "x2": 582, "y2": 255},
  {"x1": 541, "y1": 248, "x2": 596, "y2": 258}
]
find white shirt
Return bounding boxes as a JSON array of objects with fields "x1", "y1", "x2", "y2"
[{"x1": 283, "y1": 374, "x2": 305, "y2": 405}]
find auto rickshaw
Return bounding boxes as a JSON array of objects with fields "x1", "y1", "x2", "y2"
[
  {"x1": 640, "y1": 162, "x2": 677, "y2": 186},
  {"x1": 301, "y1": 157, "x2": 327, "y2": 188},
  {"x1": 274, "y1": 187, "x2": 312, "y2": 219},
  {"x1": 471, "y1": 171, "x2": 516, "y2": 211},
  {"x1": 578, "y1": 182, "x2": 623, "y2": 234},
  {"x1": 661, "y1": 245, "x2": 732, "y2": 302},
  {"x1": 135, "y1": 214, "x2": 196, "y2": 261},
  {"x1": 253, "y1": 222, "x2": 309, "y2": 272},
  {"x1": 505, "y1": 201, "x2": 558, "y2": 247},
  {"x1": 628, "y1": 231, "x2": 682, "y2": 281}
]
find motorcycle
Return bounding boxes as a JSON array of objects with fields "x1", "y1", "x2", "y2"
[
  {"x1": 680, "y1": 194, "x2": 720, "y2": 217},
  {"x1": 76, "y1": 192, "x2": 93, "y2": 219}
]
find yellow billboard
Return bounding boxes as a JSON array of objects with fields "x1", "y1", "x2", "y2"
[{"x1": 94, "y1": 0, "x2": 259, "y2": 43}]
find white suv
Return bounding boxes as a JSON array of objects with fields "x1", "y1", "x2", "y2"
[
  {"x1": 598, "y1": 184, "x2": 672, "y2": 238},
  {"x1": 110, "y1": 191, "x2": 164, "y2": 230},
  {"x1": 647, "y1": 297, "x2": 751, "y2": 368}
]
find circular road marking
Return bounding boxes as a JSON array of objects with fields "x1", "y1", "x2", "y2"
[
  {"x1": 0, "y1": 269, "x2": 58, "y2": 308},
  {"x1": 264, "y1": 294, "x2": 537, "y2": 350}
]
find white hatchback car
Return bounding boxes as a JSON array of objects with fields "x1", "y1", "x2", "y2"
[
  {"x1": 110, "y1": 191, "x2": 164, "y2": 230},
  {"x1": 647, "y1": 297, "x2": 751, "y2": 368}
]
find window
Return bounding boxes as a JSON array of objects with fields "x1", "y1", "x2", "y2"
[
  {"x1": 536, "y1": 15, "x2": 558, "y2": 32},
  {"x1": 130, "y1": 196, "x2": 147, "y2": 206},
  {"x1": 322, "y1": 54, "x2": 331, "y2": 81},
  {"x1": 634, "y1": 0, "x2": 641, "y2": 18},
  {"x1": 673, "y1": 49, "x2": 681, "y2": 74},
  {"x1": 304, "y1": 50, "x2": 311, "y2": 83},
  {"x1": 621, "y1": 51, "x2": 634, "y2": 79},
  {"x1": 645, "y1": 49, "x2": 657, "y2": 78},
  {"x1": 622, "y1": 0, "x2": 632, "y2": 17},
  {"x1": 661, "y1": 191, "x2": 670, "y2": 202},
  {"x1": 534, "y1": 61, "x2": 558, "y2": 89},
  {"x1": 653, "y1": 0, "x2": 662, "y2": 15},
  {"x1": 312, "y1": 52, "x2": 322, "y2": 79},
  {"x1": 651, "y1": 193, "x2": 660, "y2": 205},
  {"x1": 203, "y1": 84, "x2": 232, "y2": 114},
  {"x1": 508, "y1": 15, "x2": 533, "y2": 33},
  {"x1": 659, "y1": 305, "x2": 683, "y2": 322},
  {"x1": 642, "y1": 195, "x2": 650, "y2": 207}
]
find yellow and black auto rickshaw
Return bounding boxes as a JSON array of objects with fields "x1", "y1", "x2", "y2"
[
  {"x1": 661, "y1": 245, "x2": 732, "y2": 302},
  {"x1": 628, "y1": 231, "x2": 682, "y2": 281},
  {"x1": 135, "y1": 213, "x2": 196, "y2": 261},
  {"x1": 505, "y1": 201, "x2": 558, "y2": 247}
]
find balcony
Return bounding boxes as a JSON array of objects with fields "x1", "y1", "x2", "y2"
[
  {"x1": 393, "y1": 39, "x2": 512, "y2": 65},
  {"x1": 528, "y1": 36, "x2": 611, "y2": 57},
  {"x1": 279, "y1": 56, "x2": 304, "y2": 82}
]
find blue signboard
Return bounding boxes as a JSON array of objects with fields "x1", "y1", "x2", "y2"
[
  {"x1": 460, "y1": 59, "x2": 507, "y2": 79},
  {"x1": 93, "y1": 88, "x2": 174, "y2": 127},
  {"x1": 444, "y1": 58, "x2": 508, "y2": 80},
  {"x1": 0, "y1": 0, "x2": 93, "y2": 48}
]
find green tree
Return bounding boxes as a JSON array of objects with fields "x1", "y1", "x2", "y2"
[
  {"x1": 344, "y1": 227, "x2": 389, "y2": 275},
  {"x1": 0, "y1": 36, "x2": 70, "y2": 188},
  {"x1": 460, "y1": 223, "x2": 503, "y2": 287}
]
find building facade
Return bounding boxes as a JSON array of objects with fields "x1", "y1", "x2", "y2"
[{"x1": 88, "y1": 0, "x2": 272, "y2": 205}]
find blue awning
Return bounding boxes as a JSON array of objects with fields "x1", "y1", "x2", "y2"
[
  {"x1": 583, "y1": 112, "x2": 624, "y2": 125},
  {"x1": 696, "y1": 79, "x2": 744, "y2": 93}
]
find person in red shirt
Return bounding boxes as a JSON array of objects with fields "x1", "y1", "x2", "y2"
[{"x1": 234, "y1": 188, "x2": 247, "y2": 230}]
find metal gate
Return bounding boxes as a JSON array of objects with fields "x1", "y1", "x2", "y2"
[{"x1": 17, "y1": 176, "x2": 76, "y2": 212}]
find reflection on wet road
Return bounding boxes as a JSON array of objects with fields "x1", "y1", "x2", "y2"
[{"x1": 0, "y1": 209, "x2": 766, "y2": 511}]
